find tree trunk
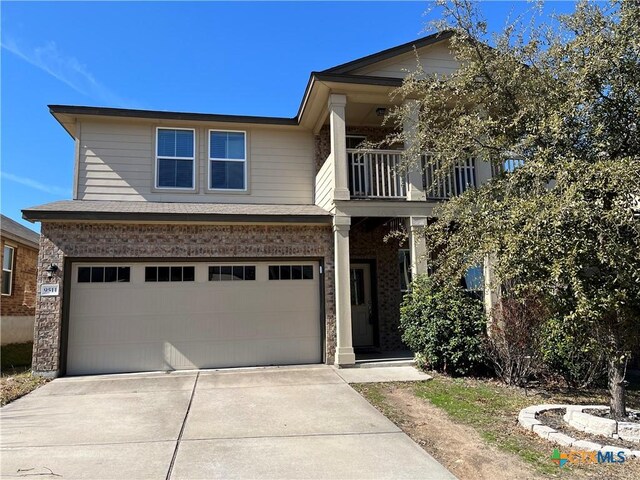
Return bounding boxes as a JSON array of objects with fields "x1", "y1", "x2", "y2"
[{"x1": 608, "y1": 354, "x2": 627, "y2": 419}]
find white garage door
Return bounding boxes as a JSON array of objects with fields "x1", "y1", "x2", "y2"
[{"x1": 67, "y1": 261, "x2": 322, "y2": 375}]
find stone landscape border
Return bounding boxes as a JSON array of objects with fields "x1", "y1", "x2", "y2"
[
  {"x1": 518, "y1": 404, "x2": 640, "y2": 458},
  {"x1": 564, "y1": 405, "x2": 640, "y2": 443}
]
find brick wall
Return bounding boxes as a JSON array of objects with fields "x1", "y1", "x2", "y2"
[
  {"x1": 1, "y1": 237, "x2": 38, "y2": 317},
  {"x1": 350, "y1": 221, "x2": 407, "y2": 351},
  {"x1": 33, "y1": 222, "x2": 335, "y2": 374}
]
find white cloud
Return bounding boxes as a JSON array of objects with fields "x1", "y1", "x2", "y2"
[
  {"x1": 1, "y1": 36, "x2": 134, "y2": 107},
  {"x1": 1, "y1": 171, "x2": 71, "y2": 197}
]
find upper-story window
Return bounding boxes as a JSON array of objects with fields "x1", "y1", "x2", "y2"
[
  {"x1": 156, "y1": 128, "x2": 195, "y2": 189},
  {"x1": 209, "y1": 130, "x2": 246, "y2": 190}
]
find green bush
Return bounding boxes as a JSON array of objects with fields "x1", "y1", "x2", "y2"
[
  {"x1": 538, "y1": 316, "x2": 607, "y2": 388},
  {"x1": 400, "y1": 275, "x2": 487, "y2": 376}
]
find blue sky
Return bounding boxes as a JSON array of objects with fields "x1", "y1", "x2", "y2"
[{"x1": 1, "y1": 1, "x2": 577, "y2": 232}]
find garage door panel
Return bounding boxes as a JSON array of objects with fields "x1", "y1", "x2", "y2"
[
  {"x1": 67, "y1": 261, "x2": 322, "y2": 375},
  {"x1": 67, "y1": 343, "x2": 166, "y2": 375},
  {"x1": 165, "y1": 338, "x2": 321, "y2": 370}
]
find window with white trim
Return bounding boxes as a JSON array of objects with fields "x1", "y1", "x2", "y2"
[
  {"x1": 2, "y1": 245, "x2": 14, "y2": 295},
  {"x1": 209, "y1": 130, "x2": 246, "y2": 190},
  {"x1": 156, "y1": 128, "x2": 195, "y2": 189}
]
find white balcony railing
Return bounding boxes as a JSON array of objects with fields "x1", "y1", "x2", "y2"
[
  {"x1": 346, "y1": 149, "x2": 478, "y2": 200},
  {"x1": 422, "y1": 154, "x2": 477, "y2": 199},
  {"x1": 348, "y1": 149, "x2": 407, "y2": 199}
]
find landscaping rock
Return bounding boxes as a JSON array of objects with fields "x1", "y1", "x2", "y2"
[
  {"x1": 547, "y1": 432, "x2": 574, "y2": 447},
  {"x1": 519, "y1": 417, "x2": 541, "y2": 431},
  {"x1": 600, "y1": 445, "x2": 632, "y2": 457},
  {"x1": 532, "y1": 424, "x2": 556, "y2": 439},
  {"x1": 617, "y1": 422, "x2": 640, "y2": 443},
  {"x1": 572, "y1": 440, "x2": 603, "y2": 451}
]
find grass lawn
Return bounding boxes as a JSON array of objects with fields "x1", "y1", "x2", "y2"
[
  {"x1": 354, "y1": 375, "x2": 640, "y2": 480},
  {"x1": 1, "y1": 342, "x2": 49, "y2": 406}
]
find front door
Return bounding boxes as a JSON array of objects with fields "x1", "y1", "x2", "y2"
[{"x1": 350, "y1": 263, "x2": 374, "y2": 347}]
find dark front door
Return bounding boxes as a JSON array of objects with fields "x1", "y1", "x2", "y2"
[{"x1": 350, "y1": 263, "x2": 374, "y2": 347}]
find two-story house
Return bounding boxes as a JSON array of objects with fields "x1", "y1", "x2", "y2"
[{"x1": 23, "y1": 30, "x2": 493, "y2": 377}]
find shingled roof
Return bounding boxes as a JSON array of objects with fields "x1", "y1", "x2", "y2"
[
  {"x1": 22, "y1": 200, "x2": 331, "y2": 224},
  {"x1": 1, "y1": 214, "x2": 40, "y2": 248}
]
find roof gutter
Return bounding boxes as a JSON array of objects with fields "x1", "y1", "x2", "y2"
[{"x1": 22, "y1": 209, "x2": 332, "y2": 224}]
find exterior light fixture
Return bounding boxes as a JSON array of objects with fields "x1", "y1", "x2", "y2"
[
  {"x1": 375, "y1": 107, "x2": 387, "y2": 117},
  {"x1": 46, "y1": 264, "x2": 59, "y2": 279}
]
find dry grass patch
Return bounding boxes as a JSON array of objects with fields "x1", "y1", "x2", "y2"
[
  {"x1": 1, "y1": 371, "x2": 48, "y2": 406},
  {"x1": 353, "y1": 375, "x2": 640, "y2": 480}
]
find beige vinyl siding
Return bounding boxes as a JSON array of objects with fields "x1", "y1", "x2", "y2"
[
  {"x1": 352, "y1": 43, "x2": 460, "y2": 78},
  {"x1": 315, "y1": 154, "x2": 334, "y2": 210},
  {"x1": 77, "y1": 121, "x2": 316, "y2": 204}
]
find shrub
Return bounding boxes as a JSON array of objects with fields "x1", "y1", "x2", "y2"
[
  {"x1": 538, "y1": 316, "x2": 607, "y2": 388},
  {"x1": 485, "y1": 295, "x2": 545, "y2": 386},
  {"x1": 400, "y1": 275, "x2": 487, "y2": 376}
]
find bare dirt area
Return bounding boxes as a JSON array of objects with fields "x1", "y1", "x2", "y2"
[
  {"x1": 354, "y1": 379, "x2": 640, "y2": 480},
  {"x1": 384, "y1": 385, "x2": 544, "y2": 480}
]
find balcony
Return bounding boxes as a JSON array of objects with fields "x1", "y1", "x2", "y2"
[
  {"x1": 347, "y1": 149, "x2": 478, "y2": 200},
  {"x1": 422, "y1": 155, "x2": 477, "y2": 200},
  {"x1": 348, "y1": 149, "x2": 407, "y2": 199}
]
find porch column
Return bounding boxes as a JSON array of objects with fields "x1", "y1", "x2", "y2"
[
  {"x1": 404, "y1": 100, "x2": 426, "y2": 201},
  {"x1": 409, "y1": 216, "x2": 428, "y2": 278},
  {"x1": 483, "y1": 254, "x2": 499, "y2": 321},
  {"x1": 328, "y1": 94, "x2": 350, "y2": 201},
  {"x1": 333, "y1": 215, "x2": 355, "y2": 366}
]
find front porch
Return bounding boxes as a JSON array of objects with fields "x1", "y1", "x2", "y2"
[{"x1": 332, "y1": 216, "x2": 430, "y2": 366}]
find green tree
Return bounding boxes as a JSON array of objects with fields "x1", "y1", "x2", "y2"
[{"x1": 384, "y1": 0, "x2": 640, "y2": 417}]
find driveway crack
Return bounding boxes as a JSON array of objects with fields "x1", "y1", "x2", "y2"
[{"x1": 166, "y1": 372, "x2": 199, "y2": 480}]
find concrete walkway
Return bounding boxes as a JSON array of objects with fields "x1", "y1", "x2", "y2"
[{"x1": 1, "y1": 365, "x2": 454, "y2": 479}]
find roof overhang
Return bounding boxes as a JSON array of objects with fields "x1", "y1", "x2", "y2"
[
  {"x1": 49, "y1": 106, "x2": 299, "y2": 139},
  {"x1": 0, "y1": 231, "x2": 39, "y2": 250},
  {"x1": 22, "y1": 201, "x2": 332, "y2": 225}
]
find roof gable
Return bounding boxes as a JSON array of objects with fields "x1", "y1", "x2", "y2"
[{"x1": 321, "y1": 30, "x2": 456, "y2": 75}]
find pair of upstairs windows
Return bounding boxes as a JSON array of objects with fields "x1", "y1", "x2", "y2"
[{"x1": 156, "y1": 129, "x2": 246, "y2": 190}]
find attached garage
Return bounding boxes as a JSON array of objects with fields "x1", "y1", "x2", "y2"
[{"x1": 66, "y1": 260, "x2": 323, "y2": 375}]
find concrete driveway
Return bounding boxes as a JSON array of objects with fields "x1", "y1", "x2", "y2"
[{"x1": 1, "y1": 365, "x2": 454, "y2": 479}]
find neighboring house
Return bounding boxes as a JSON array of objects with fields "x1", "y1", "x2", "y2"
[
  {"x1": 23, "y1": 30, "x2": 494, "y2": 377},
  {"x1": 1, "y1": 215, "x2": 39, "y2": 346}
]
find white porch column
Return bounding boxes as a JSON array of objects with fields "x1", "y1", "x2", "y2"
[
  {"x1": 483, "y1": 254, "x2": 499, "y2": 320},
  {"x1": 333, "y1": 215, "x2": 355, "y2": 366},
  {"x1": 409, "y1": 216, "x2": 428, "y2": 278},
  {"x1": 328, "y1": 94, "x2": 350, "y2": 201},
  {"x1": 404, "y1": 100, "x2": 426, "y2": 201}
]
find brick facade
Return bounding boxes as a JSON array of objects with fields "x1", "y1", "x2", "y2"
[
  {"x1": 350, "y1": 221, "x2": 407, "y2": 351},
  {"x1": 1, "y1": 237, "x2": 38, "y2": 317},
  {"x1": 33, "y1": 222, "x2": 335, "y2": 375}
]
